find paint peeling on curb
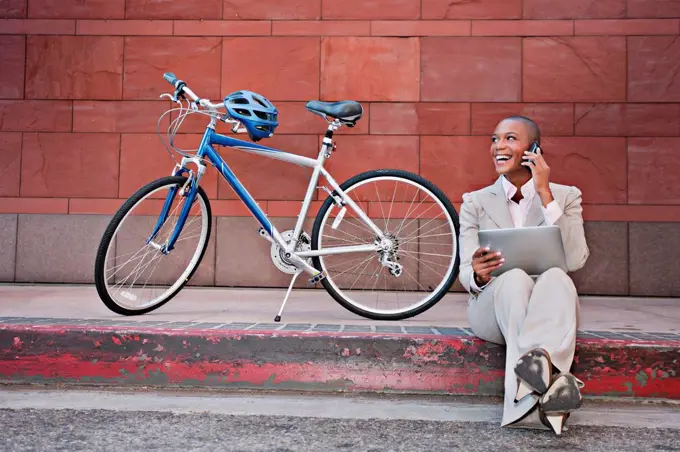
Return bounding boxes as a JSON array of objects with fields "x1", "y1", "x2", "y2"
[{"x1": 0, "y1": 324, "x2": 678, "y2": 399}]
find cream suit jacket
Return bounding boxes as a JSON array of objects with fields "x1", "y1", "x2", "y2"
[{"x1": 458, "y1": 176, "x2": 590, "y2": 300}]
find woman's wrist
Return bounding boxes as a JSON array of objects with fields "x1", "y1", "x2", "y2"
[{"x1": 537, "y1": 187, "x2": 554, "y2": 207}]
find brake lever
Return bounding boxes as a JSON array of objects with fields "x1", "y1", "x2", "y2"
[{"x1": 159, "y1": 92, "x2": 182, "y2": 105}]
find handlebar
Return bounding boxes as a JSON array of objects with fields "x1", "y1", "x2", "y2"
[
  {"x1": 163, "y1": 72, "x2": 180, "y2": 86},
  {"x1": 162, "y1": 72, "x2": 223, "y2": 110},
  {"x1": 162, "y1": 72, "x2": 248, "y2": 133}
]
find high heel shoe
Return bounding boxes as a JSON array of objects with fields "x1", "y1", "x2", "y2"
[
  {"x1": 513, "y1": 348, "x2": 553, "y2": 402},
  {"x1": 538, "y1": 372, "x2": 584, "y2": 435}
]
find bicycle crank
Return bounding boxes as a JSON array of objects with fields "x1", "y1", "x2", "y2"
[{"x1": 270, "y1": 230, "x2": 312, "y2": 275}]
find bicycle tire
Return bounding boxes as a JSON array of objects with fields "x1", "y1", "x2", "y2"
[
  {"x1": 311, "y1": 169, "x2": 460, "y2": 320},
  {"x1": 94, "y1": 175, "x2": 212, "y2": 316}
]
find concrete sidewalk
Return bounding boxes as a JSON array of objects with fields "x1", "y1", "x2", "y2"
[
  {"x1": 1, "y1": 284, "x2": 679, "y2": 334},
  {"x1": 0, "y1": 284, "x2": 678, "y2": 401}
]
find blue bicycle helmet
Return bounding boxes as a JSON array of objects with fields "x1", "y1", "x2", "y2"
[{"x1": 224, "y1": 90, "x2": 279, "y2": 142}]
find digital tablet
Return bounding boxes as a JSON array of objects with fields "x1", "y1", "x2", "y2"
[{"x1": 477, "y1": 225, "x2": 568, "y2": 277}]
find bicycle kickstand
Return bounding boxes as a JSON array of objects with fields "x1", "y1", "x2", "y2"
[{"x1": 274, "y1": 269, "x2": 302, "y2": 322}]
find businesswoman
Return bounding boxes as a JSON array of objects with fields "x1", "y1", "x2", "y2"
[{"x1": 457, "y1": 116, "x2": 590, "y2": 434}]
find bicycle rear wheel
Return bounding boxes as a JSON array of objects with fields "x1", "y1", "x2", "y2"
[
  {"x1": 311, "y1": 169, "x2": 460, "y2": 320},
  {"x1": 94, "y1": 176, "x2": 212, "y2": 315}
]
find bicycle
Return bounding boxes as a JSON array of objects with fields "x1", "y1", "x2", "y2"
[{"x1": 94, "y1": 72, "x2": 461, "y2": 321}]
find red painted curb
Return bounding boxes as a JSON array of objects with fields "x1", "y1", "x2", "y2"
[{"x1": 1, "y1": 324, "x2": 678, "y2": 399}]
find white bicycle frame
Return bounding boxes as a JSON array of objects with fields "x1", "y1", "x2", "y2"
[{"x1": 224, "y1": 120, "x2": 386, "y2": 259}]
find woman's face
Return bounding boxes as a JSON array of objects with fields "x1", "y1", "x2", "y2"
[{"x1": 490, "y1": 119, "x2": 532, "y2": 176}]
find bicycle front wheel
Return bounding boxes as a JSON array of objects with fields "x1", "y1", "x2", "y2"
[
  {"x1": 94, "y1": 176, "x2": 212, "y2": 315},
  {"x1": 311, "y1": 169, "x2": 460, "y2": 320}
]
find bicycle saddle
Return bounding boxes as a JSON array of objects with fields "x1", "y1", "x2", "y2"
[{"x1": 305, "y1": 100, "x2": 363, "y2": 127}]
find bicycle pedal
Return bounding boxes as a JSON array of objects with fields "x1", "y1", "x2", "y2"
[{"x1": 308, "y1": 271, "x2": 326, "y2": 285}]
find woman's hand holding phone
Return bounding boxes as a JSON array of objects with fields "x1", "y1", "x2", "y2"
[
  {"x1": 472, "y1": 246, "x2": 504, "y2": 286},
  {"x1": 521, "y1": 145, "x2": 554, "y2": 207}
]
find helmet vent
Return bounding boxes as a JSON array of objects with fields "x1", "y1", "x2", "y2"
[{"x1": 234, "y1": 108, "x2": 251, "y2": 117}]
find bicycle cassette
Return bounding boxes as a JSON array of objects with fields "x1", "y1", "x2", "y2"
[{"x1": 271, "y1": 230, "x2": 312, "y2": 274}]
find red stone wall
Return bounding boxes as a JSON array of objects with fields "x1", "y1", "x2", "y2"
[{"x1": 1, "y1": 1, "x2": 679, "y2": 296}]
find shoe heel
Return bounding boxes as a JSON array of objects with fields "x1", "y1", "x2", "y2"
[
  {"x1": 540, "y1": 411, "x2": 568, "y2": 435},
  {"x1": 515, "y1": 379, "x2": 535, "y2": 402}
]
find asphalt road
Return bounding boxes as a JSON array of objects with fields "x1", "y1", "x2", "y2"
[{"x1": 1, "y1": 389, "x2": 678, "y2": 452}]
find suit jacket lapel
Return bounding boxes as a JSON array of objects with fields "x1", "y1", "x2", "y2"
[{"x1": 479, "y1": 177, "x2": 515, "y2": 229}]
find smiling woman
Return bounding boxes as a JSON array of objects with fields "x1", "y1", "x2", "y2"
[
  {"x1": 457, "y1": 115, "x2": 590, "y2": 435},
  {"x1": 491, "y1": 116, "x2": 542, "y2": 185}
]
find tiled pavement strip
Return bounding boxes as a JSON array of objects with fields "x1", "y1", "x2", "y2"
[{"x1": 2, "y1": 317, "x2": 680, "y2": 342}]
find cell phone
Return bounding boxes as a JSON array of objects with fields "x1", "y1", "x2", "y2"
[{"x1": 524, "y1": 141, "x2": 540, "y2": 170}]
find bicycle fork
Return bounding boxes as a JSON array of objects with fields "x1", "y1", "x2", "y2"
[{"x1": 147, "y1": 159, "x2": 206, "y2": 254}]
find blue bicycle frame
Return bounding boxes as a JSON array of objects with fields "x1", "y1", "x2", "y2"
[{"x1": 151, "y1": 119, "x2": 384, "y2": 278}]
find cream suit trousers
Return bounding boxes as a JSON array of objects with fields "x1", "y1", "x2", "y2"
[{"x1": 467, "y1": 267, "x2": 580, "y2": 427}]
